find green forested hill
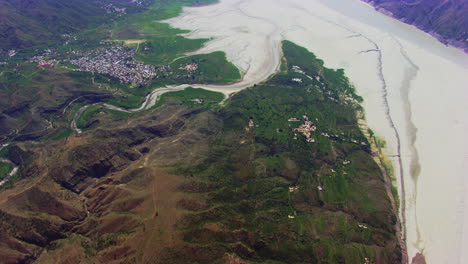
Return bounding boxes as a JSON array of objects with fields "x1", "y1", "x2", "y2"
[
  {"x1": 0, "y1": 0, "x2": 153, "y2": 49},
  {"x1": 0, "y1": 1, "x2": 402, "y2": 262},
  {"x1": 0, "y1": 40, "x2": 401, "y2": 263}
]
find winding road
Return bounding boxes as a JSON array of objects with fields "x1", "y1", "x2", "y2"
[{"x1": 67, "y1": 1, "x2": 468, "y2": 263}]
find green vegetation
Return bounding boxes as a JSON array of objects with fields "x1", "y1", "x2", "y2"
[
  {"x1": 0, "y1": 146, "x2": 8, "y2": 158},
  {"x1": 172, "y1": 41, "x2": 400, "y2": 263},
  {"x1": 76, "y1": 105, "x2": 104, "y2": 129},
  {"x1": 77, "y1": 88, "x2": 224, "y2": 129},
  {"x1": 135, "y1": 37, "x2": 206, "y2": 65},
  {"x1": 94, "y1": 1, "x2": 240, "y2": 108},
  {"x1": 169, "y1": 51, "x2": 241, "y2": 84},
  {"x1": 0, "y1": 162, "x2": 13, "y2": 179},
  {"x1": 0, "y1": 65, "x2": 106, "y2": 141},
  {"x1": 103, "y1": 94, "x2": 145, "y2": 110},
  {"x1": 1, "y1": 0, "x2": 240, "y2": 139},
  {"x1": 43, "y1": 129, "x2": 74, "y2": 141},
  {"x1": 0, "y1": 0, "x2": 154, "y2": 50},
  {"x1": 111, "y1": 0, "x2": 218, "y2": 65},
  {"x1": 0, "y1": 1, "x2": 401, "y2": 261},
  {"x1": 156, "y1": 87, "x2": 224, "y2": 108}
]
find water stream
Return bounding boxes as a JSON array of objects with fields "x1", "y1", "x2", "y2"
[{"x1": 69, "y1": 1, "x2": 468, "y2": 262}]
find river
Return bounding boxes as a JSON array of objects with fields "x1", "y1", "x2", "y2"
[
  {"x1": 69, "y1": 0, "x2": 467, "y2": 262},
  {"x1": 160, "y1": 0, "x2": 468, "y2": 263}
]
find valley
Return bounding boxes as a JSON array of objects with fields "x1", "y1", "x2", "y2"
[
  {"x1": 0, "y1": 0, "x2": 467, "y2": 263},
  {"x1": 0, "y1": 40, "x2": 402, "y2": 263}
]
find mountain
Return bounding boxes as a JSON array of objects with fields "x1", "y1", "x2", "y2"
[
  {"x1": 362, "y1": 0, "x2": 468, "y2": 51},
  {"x1": 0, "y1": 41, "x2": 402, "y2": 263},
  {"x1": 0, "y1": 0, "x2": 153, "y2": 50},
  {"x1": 0, "y1": 0, "x2": 403, "y2": 262}
]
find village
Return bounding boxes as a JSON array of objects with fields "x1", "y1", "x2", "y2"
[
  {"x1": 26, "y1": 44, "x2": 201, "y2": 86},
  {"x1": 69, "y1": 46, "x2": 156, "y2": 85},
  {"x1": 29, "y1": 48, "x2": 60, "y2": 67},
  {"x1": 289, "y1": 114, "x2": 367, "y2": 147},
  {"x1": 154, "y1": 62, "x2": 200, "y2": 80},
  {"x1": 290, "y1": 115, "x2": 317, "y2": 142}
]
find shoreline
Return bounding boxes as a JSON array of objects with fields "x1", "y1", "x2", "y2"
[
  {"x1": 67, "y1": 0, "x2": 468, "y2": 262},
  {"x1": 69, "y1": 35, "x2": 408, "y2": 262},
  {"x1": 357, "y1": 113, "x2": 408, "y2": 263},
  {"x1": 359, "y1": 0, "x2": 468, "y2": 54}
]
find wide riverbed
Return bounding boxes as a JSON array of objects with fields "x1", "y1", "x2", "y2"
[{"x1": 164, "y1": 0, "x2": 468, "y2": 263}]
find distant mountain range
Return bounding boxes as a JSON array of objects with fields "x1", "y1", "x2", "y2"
[
  {"x1": 362, "y1": 0, "x2": 468, "y2": 52},
  {"x1": 0, "y1": 0, "x2": 152, "y2": 50},
  {"x1": 2, "y1": 0, "x2": 467, "y2": 52}
]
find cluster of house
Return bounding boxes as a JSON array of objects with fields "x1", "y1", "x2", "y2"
[
  {"x1": 0, "y1": 49, "x2": 17, "y2": 59},
  {"x1": 190, "y1": 99, "x2": 204, "y2": 104},
  {"x1": 291, "y1": 65, "x2": 359, "y2": 105},
  {"x1": 102, "y1": 0, "x2": 148, "y2": 15},
  {"x1": 291, "y1": 65, "x2": 321, "y2": 83},
  {"x1": 291, "y1": 77, "x2": 303, "y2": 83},
  {"x1": 291, "y1": 115, "x2": 317, "y2": 142},
  {"x1": 289, "y1": 114, "x2": 367, "y2": 148},
  {"x1": 70, "y1": 46, "x2": 156, "y2": 85},
  {"x1": 62, "y1": 34, "x2": 78, "y2": 46},
  {"x1": 155, "y1": 65, "x2": 171, "y2": 76},
  {"x1": 155, "y1": 63, "x2": 200, "y2": 80},
  {"x1": 7, "y1": 50, "x2": 17, "y2": 57},
  {"x1": 178, "y1": 63, "x2": 198, "y2": 73},
  {"x1": 289, "y1": 186, "x2": 300, "y2": 192},
  {"x1": 29, "y1": 49, "x2": 59, "y2": 67},
  {"x1": 103, "y1": 4, "x2": 127, "y2": 15}
]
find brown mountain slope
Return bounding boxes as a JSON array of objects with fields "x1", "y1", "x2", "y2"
[
  {"x1": 0, "y1": 103, "x2": 217, "y2": 263},
  {"x1": 363, "y1": 0, "x2": 468, "y2": 51},
  {"x1": 1, "y1": 100, "x2": 401, "y2": 263},
  {"x1": 0, "y1": 42, "x2": 402, "y2": 263}
]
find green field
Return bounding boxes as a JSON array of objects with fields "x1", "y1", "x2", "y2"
[
  {"x1": 156, "y1": 87, "x2": 225, "y2": 107},
  {"x1": 77, "y1": 87, "x2": 224, "y2": 129},
  {"x1": 0, "y1": 0, "x2": 239, "y2": 138},
  {"x1": 169, "y1": 51, "x2": 241, "y2": 84},
  {"x1": 0, "y1": 162, "x2": 13, "y2": 179},
  {"x1": 171, "y1": 41, "x2": 400, "y2": 263},
  {"x1": 0, "y1": 2, "x2": 401, "y2": 261},
  {"x1": 111, "y1": 0, "x2": 218, "y2": 65},
  {"x1": 76, "y1": 105, "x2": 104, "y2": 129}
]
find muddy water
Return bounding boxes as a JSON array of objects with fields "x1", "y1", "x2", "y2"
[
  {"x1": 70, "y1": 1, "x2": 468, "y2": 262},
  {"x1": 162, "y1": 0, "x2": 468, "y2": 263}
]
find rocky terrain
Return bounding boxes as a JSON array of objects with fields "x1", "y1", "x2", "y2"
[
  {"x1": 0, "y1": 0, "x2": 410, "y2": 262},
  {"x1": 362, "y1": 0, "x2": 468, "y2": 51},
  {"x1": 0, "y1": 41, "x2": 402, "y2": 263}
]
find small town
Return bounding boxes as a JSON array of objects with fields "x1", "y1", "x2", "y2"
[
  {"x1": 25, "y1": 44, "x2": 203, "y2": 86},
  {"x1": 70, "y1": 46, "x2": 156, "y2": 85}
]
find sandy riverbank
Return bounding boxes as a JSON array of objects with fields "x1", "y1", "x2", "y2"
[{"x1": 162, "y1": 0, "x2": 468, "y2": 263}]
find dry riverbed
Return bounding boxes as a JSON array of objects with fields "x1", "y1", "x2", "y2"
[
  {"x1": 71, "y1": 1, "x2": 468, "y2": 262},
  {"x1": 163, "y1": 0, "x2": 468, "y2": 263}
]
